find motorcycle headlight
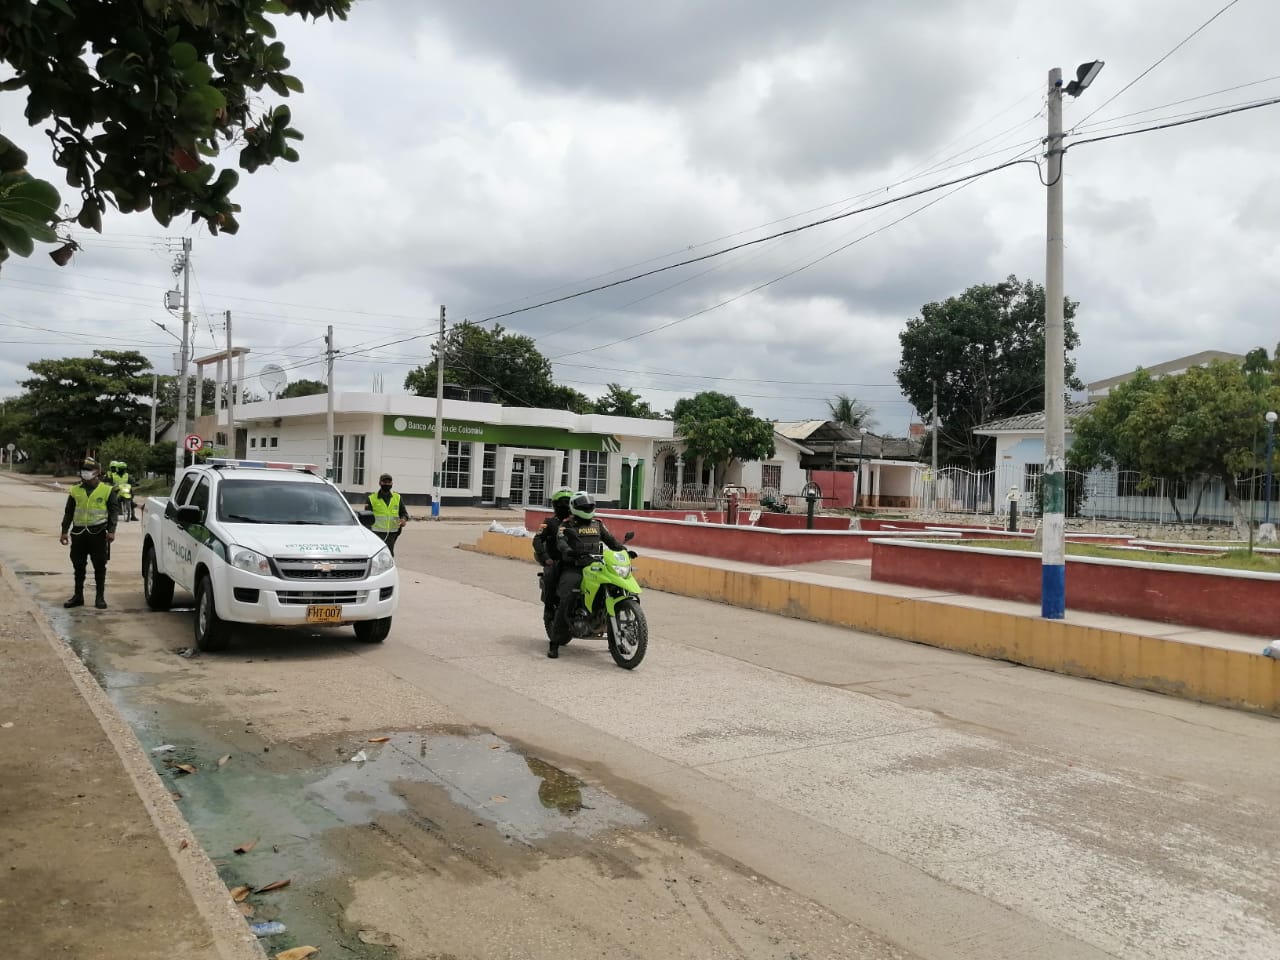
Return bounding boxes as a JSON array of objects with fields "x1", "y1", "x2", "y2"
[
  {"x1": 230, "y1": 546, "x2": 272, "y2": 575},
  {"x1": 610, "y1": 562, "x2": 632, "y2": 578},
  {"x1": 370, "y1": 548, "x2": 395, "y2": 575}
]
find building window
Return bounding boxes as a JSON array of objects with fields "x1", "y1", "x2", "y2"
[
  {"x1": 250, "y1": 437, "x2": 257, "y2": 448},
  {"x1": 332, "y1": 434, "x2": 344, "y2": 484},
  {"x1": 269, "y1": 437, "x2": 278, "y2": 448},
  {"x1": 578, "y1": 451, "x2": 608, "y2": 495},
  {"x1": 351, "y1": 434, "x2": 366, "y2": 487},
  {"x1": 481, "y1": 444, "x2": 497, "y2": 502},
  {"x1": 1023, "y1": 462, "x2": 1042, "y2": 494},
  {"x1": 560, "y1": 450, "x2": 570, "y2": 490},
  {"x1": 761, "y1": 463, "x2": 782, "y2": 492},
  {"x1": 443, "y1": 440, "x2": 471, "y2": 489}
]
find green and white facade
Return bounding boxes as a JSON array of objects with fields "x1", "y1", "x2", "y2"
[{"x1": 226, "y1": 393, "x2": 673, "y2": 507}]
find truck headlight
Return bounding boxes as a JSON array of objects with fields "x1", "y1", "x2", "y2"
[
  {"x1": 230, "y1": 546, "x2": 271, "y2": 575},
  {"x1": 370, "y1": 548, "x2": 395, "y2": 575}
]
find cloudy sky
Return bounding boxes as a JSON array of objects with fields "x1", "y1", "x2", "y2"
[{"x1": 2, "y1": 0, "x2": 1278, "y2": 434}]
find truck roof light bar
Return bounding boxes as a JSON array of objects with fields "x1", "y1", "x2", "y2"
[{"x1": 206, "y1": 458, "x2": 320, "y2": 473}]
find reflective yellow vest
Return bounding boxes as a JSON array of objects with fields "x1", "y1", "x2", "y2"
[
  {"x1": 368, "y1": 491, "x2": 401, "y2": 532},
  {"x1": 71, "y1": 482, "x2": 113, "y2": 528}
]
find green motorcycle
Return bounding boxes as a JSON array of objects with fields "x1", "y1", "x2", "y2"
[{"x1": 541, "y1": 532, "x2": 648, "y2": 670}]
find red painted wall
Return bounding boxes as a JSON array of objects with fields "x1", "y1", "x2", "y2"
[
  {"x1": 524, "y1": 508, "x2": 879, "y2": 564},
  {"x1": 871, "y1": 540, "x2": 1280, "y2": 636},
  {"x1": 807, "y1": 470, "x2": 856, "y2": 509}
]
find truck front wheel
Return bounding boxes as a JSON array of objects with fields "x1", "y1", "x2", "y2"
[
  {"x1": 194, "y1": 575, "x2": 233, "y2": 652},
  {"x1": 353, "y1": 617, "x2": 391, "y2": 643}
]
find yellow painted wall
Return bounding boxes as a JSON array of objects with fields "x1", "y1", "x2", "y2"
[{"x1": 465, "y1": 532, "x2": 1279, "y2": 716}]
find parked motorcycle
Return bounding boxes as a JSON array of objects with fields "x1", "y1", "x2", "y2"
[
  {"x1": 538, "y1": 532, "x2": 648, "y2": 669},
  {"x1": 760, "y1": 493, "x2": 789, "y2": 513}
]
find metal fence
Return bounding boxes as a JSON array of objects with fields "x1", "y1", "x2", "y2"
[{"x1": 912, "y1": 465, "x2": 1270, "y2": 525}]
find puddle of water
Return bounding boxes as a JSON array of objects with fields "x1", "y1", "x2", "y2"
[{"x1": 306, "y1": 734, "x2": 647, "y2": 843}]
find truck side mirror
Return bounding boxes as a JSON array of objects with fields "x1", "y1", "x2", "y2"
[
  {"x1": 357, "y1": 510, "x2": 376, "y2": 529},
  {"x1": 175, "y1": 504, "x2": 203, "y2": 526}
]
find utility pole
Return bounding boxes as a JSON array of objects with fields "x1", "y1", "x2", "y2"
[
  {"x1": 433, "y1": 305, "x2": 446, "y2": 519},
  {"x1": 1042, "y1": 67, "x2": 1067, "y2": 619},
  {"x1": 225, "y1": 310, "x2": 234, "y2": 456},
  {"x1": 931, "y1": 380, "x2": 939, "y2": 511},
  {"x1": 173, "y1": 237, "x2": 192, "y2": 476},
  {"x1": 325, "y1": 325, "x2": 335, "y2": 479},
  {"x1": 149, "y1": 374, "x2": 158, "y2": 446}
]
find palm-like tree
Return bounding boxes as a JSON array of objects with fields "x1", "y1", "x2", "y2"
[{"x1": 826, "y1": 393, "x2": 874, "y2": 430}]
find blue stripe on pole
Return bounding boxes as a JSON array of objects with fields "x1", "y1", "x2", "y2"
[{"x1": 1041, "y1": 564, "x2": 1065, "y2": 619}]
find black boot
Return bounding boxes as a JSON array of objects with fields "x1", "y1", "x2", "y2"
[
  {"x1": 94, "y1": 583, "x2": 107, "y2": 609},
  {"x1": 547, "y1": 640, "x2": 559, "y2": 659},
  {"x1": 65, "y1": 577, "x2": 84, "y2": 608}
]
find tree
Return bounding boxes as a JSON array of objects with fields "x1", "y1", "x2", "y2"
[
  {"x1": 595, "y1": 383, "x2": 659, "y2": 419},
  {"x1": 826, "y1": 393, "x2": 875, "y2": 430},
  {"x1": 0, "y1": 0, "x2": 351, "y2": 269},
  {"x1": 281, "y1": 378, "x2": 327, "y2": 399},
  {"x1": 1069, "y1": 358, "x2": 1280, "y2": 535},
  {"x1": 896, "y1": 276, "x2": 1082, "y2": 468},
  {"x1": 97, "y1": 433, "x2": 151, "y2": 477},
  {"x1": 404, "y1": 323, "x2": 586, "y2": 410},
  {"x1": 15, "y1": 350, "x2": 154, "y2": 467},
  {"x1": 672, "y1": 391, "x2": 775, "y2": 488}
]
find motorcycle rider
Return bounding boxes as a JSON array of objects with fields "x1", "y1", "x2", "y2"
[
  {"x1": 532, "y1": 487, "x2": 575, "y2": 636},
  {"x1": 550, "y1": 492, "x2": 623, "y2": 659}
]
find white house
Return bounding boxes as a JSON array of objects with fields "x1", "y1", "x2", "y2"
[{"x1": 202, "y1": 392, "x2": 673, "y2": 508}]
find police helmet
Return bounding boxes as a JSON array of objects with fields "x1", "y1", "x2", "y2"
[
  {"x1": 550, "y1": 487, "x2": 574, "y2": 503},
  {"x1": 569, "y1": 492, "x2": 596, "y2": 521}
]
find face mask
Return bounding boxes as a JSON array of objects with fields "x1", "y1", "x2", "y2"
[
  {"x1": 380, "y1": 483, "x2": 392, "y2": 492},
  {"x1": 81, "y1": 471, "x2": 96, "y2": 481}
]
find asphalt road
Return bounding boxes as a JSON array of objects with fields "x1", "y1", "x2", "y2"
[{"x1": 3, "y1": 474, "x2": 1278, "y2": 960}]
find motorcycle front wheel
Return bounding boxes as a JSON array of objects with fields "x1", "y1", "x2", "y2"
[{"x1": 607, "y1": 598, "x2": 647, "y2": 669}]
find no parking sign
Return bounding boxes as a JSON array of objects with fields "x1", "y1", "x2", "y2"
[{"x1": 184, "y1": 434, "x2": 203, "y2": 453}]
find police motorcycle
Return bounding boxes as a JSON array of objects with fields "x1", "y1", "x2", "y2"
[{"x1": 541, "y1": 531, "x2": 648, "y2": 670}]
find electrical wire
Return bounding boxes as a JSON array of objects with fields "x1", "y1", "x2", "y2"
[
  {"x1": 1070, "y1": 74, "x2": 1280, "y2": 134},
  {"x1": 1073, "y1": 0, "x2": 1246, "y2": 129},
  {"x1": 1067, "y1": 95, "x2": 1280, "y2": 150}
]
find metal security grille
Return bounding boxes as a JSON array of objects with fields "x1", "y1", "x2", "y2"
[
  {"x1": 276, "y1": 590, "x2": 367, "y2": 605},
  {"x1": 273, "y1": 556, "x2": 370, "y2": 580}
]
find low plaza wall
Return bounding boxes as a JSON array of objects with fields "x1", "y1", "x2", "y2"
[{"x1": 870, "y1": 538, "x2": 1280, "y2": 637}]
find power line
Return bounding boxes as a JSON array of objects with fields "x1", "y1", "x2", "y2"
[
  {"x1": 1066, "y1": 95, "x2": 1280, "y2": 150},
  {"x1": 1074, "y1": 0, "x2": 1246, "y2": 128},
  {"x1": 1070, "y1": 73, "x2": 1280, "y2": 134},
  {"x1": 474, "y1": 157, "x2": 1039, "y2": 327}
]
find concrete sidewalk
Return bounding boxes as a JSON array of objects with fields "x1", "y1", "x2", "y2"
[
  {"x1": 0, "y1": 563, "x2": 264, "y2": 960},
  {"x1": 468, "y1": 530, "x2": 1280, "y2": 717}
]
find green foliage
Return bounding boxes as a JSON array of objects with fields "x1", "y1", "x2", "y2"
[
  {"x1": 14, "y1": 350, "x2": 155, "y2": 467},
  {"x1": 673, "y1": 391, "x2": 775, "y2": 469},
  {"x1": 594, "y1": 383, "x2": 659, "y2": 419},
  {"x1": 280, "y1": 378, "x2": 327, "y2": 398},
  {"x1": 826, "y1": 392, "x2": 874, "y2": 430},
  {"x1": 1068, "y1": 356, "x2": 1280, "y2": 528},
  {"x1": 896, "y1": 275, "x2": 1082, "y2": 468},
  {"x1": 404, "y1": 323, "x2": 590, "y2": 410},
  {"x1": 0, "y1": 0, "x2": 351, "y2": 268},
  {"x1": 147, "y1": 441, "x2": 180, "y2": 479},
  {"x1": 97, "y1": 433, "x2": 151, "y2": 475}
]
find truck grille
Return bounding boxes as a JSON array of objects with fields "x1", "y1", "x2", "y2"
[
  {"x1": 276, "y1": 590, "x2": 367, "y2": 606},
  {"x1": 274, "y1": 556, "x2": 370, "y2": 581}
]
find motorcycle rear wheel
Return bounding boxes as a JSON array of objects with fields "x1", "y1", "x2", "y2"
[{"x1": 607, "y1": 598, "x2": 647, "y2": 669}]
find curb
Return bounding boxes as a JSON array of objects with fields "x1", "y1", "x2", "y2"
[
  {"x1": 465, "y1": 531, "x2": 1280, "y2": 718},
  {"x1": 0, "y1": 563, "x2": 267, "y2": 960}
]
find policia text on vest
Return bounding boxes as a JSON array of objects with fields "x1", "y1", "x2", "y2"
[
  {"x1": 59, "y1": 460, "x2": 119, "y2": 609},
  {"x1": 366, "y1": 474, "x2": 409, "y2": 556}
]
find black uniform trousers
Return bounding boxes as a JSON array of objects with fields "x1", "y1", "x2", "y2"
[
  {"x1": 375, "y1": 530, "x2": 401, "y2": 556},
  {"x1": 551, "y1": 563, "x2": 588, "y2": 642},
  {"x1": 69, "y1": 525, "x2": 110, "y2": 591}
]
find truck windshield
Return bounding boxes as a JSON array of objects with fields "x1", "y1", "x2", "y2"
[{"x1": 217, "y1": 478, "x2": 357, "y2": 526}]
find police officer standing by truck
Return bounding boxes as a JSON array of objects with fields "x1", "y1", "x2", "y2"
[
  {"x1": 58, "y1": 458, "x2": 118, "y2": 609},
  {"x1": 366, "y1": 472, "x2": 409, "y2": 555}
]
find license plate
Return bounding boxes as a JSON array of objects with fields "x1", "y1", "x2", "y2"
[{"x1": 306, "y1": 604, "x2": 343, "y2": 624}]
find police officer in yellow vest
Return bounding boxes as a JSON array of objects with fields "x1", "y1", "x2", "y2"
[
  {"x1": 107, "y1": 460, "x2": 135, "y2": 521},
  {"x1": 58, "y1": 458, "x2": 118, "y2": 609},
  {"x1": 366, "y1": 472, "x2": 408, "y2": 555}
]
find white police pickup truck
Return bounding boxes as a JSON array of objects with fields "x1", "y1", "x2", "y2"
[{"x1": 141, "y1": 458, "x2": 398, "y2": 651}]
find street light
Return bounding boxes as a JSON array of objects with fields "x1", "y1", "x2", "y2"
[
  {"x1": 1042, "y1": 59, "x2": 1103, "y2": 621},
  {"x1": 1265, "y1": 411, "x2": 1278, "y2": 525}
]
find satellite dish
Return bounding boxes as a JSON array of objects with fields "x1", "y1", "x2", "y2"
[{"x1": 259, "y1": 364, "x2": 288, "y2": 399}]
